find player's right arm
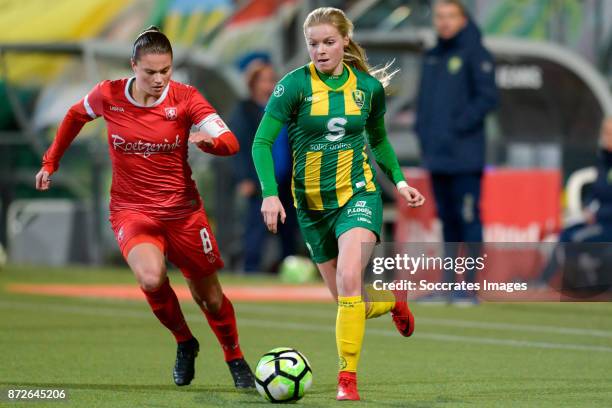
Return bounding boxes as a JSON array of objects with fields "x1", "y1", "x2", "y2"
[
  {"x1": 36, "y1": 82, "x2": 105, "y2": 190},
  {"x1": 252, "y1": 113, "x2": 286, "y2": 233},
  {"x1": 252, "y1": 71, "x2": 301, "y2": 233}
]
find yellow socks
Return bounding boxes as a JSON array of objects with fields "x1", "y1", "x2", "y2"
[
  {"x1": 364, "y1": 286, "x2": 396, "y2": 319},
  {"x1": 336, "y1": 289, "x2": 397, "y2": 373},
  {"x1": 336, "y1": 296, "x2": 366, "y2": 372}
]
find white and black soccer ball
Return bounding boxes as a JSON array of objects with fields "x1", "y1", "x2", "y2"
[{"x1": 255, "y1": 347, "x2": 313, "y2": 403}]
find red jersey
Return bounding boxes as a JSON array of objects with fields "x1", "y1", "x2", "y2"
[{"x1": 43, "y1": 78, "x2": 238, "y2": 218}]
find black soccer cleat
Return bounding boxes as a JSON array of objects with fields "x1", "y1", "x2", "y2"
[
  {"x1": 173, "y1": 337, "x2": 199, "y2": 386},
  {"x1": 227, "y1": 358, "x2": 255, "y2": 389}
]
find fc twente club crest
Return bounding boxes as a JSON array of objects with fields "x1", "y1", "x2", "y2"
[
  {"x1": 165, "y1": 107, "x2": 177, "y2": 120},
  {"x1": 352, "y1": 90, "x2": 365, "y2": 109}
]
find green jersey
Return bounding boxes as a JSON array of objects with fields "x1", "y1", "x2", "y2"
[{"x1": 266, "y1": 62, "x2": 386, "y2": 211}]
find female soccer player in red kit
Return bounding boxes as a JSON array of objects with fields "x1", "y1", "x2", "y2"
[{"x1": 35, "y1": 27, "x2": 255, "y2": 389}]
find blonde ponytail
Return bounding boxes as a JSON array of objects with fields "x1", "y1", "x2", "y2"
[
  {"x1": 303, "y1": 7, "x2": 397, "y2": 88},
  {"x1": 343, "y1": 38, "x2": 368, "y2": 74}
]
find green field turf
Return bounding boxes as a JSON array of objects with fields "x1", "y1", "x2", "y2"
[{"x1": 1, "y1": 264, "x2": 611, "y2": 407}]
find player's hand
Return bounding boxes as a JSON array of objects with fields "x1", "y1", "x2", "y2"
[
  {"x1": 261, "y1": 196, "x2": 286, "y2": 234},
  {"x1": 189, "y1": 132, "x2": 215, "y2": 148},
  {"x1": 399, "y1": 185, "x2": 425, "y2": 208},
  {"x1": 35, "y1": 168, "x2": 52, "y2": 191}
]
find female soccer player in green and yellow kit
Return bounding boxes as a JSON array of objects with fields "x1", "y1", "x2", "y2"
[{"x1": 252, "y1": 7, "x2": 425, "y2": 401}]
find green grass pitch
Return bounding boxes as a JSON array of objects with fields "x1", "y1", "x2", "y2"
[{"x1": 1, "y1": 264, "x2": 611, "y2": 407}]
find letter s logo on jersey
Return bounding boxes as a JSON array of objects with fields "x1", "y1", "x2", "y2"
[{"x1": 324, "y1": 117, "x2": 347, "y2": 142}]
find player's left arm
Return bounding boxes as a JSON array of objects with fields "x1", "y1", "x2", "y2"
[
  {"x1": 366, "y1": 81, "x2": 425, "y2": 207},
  {"x1": 365, "y1": 116, "x2": 404, "y2": 186},
  {"x1": 188, "y1": 88, "x2": 239, "y2": 156},
  {"x1": 366, "y1": 117, "x2": 424, "y2": 208},
  {"x1": 190, "y1": 114, "x2": 239, "y2": 156}
]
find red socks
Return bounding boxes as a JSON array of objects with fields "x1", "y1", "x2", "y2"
[
  {"x1": 202, "y1": 295, "x2": 243, "y2": 361},
  {"x1": 141, "y1": 278, "x2": 193, "y2": 343},
  {"x1": 142, "y1": 281, "x2": 242, "y2": 361}
]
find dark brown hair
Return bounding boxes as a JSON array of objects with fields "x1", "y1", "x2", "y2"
[{"x1": 132, "y1": 26, "x2": 173, "y2": 61}]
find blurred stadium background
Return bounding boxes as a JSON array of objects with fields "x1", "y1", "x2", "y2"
[
  {"x1": 1, "y1": 2, "x2": 612, "y2": 406},
  {"x1": 2, "y1": 0, "x2": 612, "y2": 269}
]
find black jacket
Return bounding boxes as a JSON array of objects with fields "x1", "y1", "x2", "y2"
[
  {"x1": 415, "y1": 18, "x2": 498, "y2": 173},
  {"x1": 589, "y1": 149, "x2": 612, "y2": 223},
  {"x1": 229, "y1": 99, "x2": 263, "y2": 184}
]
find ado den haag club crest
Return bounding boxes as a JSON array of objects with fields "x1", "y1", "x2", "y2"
[{"x1": 352, "y1": 89, "x2": 365, "y2": 109}]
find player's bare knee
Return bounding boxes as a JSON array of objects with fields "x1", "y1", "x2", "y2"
[
  {"x1": 186, "y1": 284, "x2": 222, "y2": 313},
  {"x1": 139, "y1": 275, "x2": 165, "y2": 292},
  {"x1": 203, "y1": 293, "x2": 223, "y2": 314},
  {"x1": 135, "y1": 264, "x2": 166, "y2": 292},
  {"x1": 191, "y1": 289, "x2": 222, "y2": 313},
  {"x1": 336, "y1": 266, "x2": 361, "y2": 296},
  {"x1": 188, "y1": 286, "x2": 204, "y2": 306}
]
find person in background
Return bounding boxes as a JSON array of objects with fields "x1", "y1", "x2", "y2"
[
  {"x1": 541, "y1": 118, "x2": 612, "y2": 283},
  {"x1": 414, "y1": 0, "x2": 498, "y2": 301},
  {"x1": 230, "y1": 54, "x2": 297, "y2": 273}
]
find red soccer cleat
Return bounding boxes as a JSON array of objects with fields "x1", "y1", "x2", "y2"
[
  {"x1": 336, "y1": 371, "x2": 360, "y2": 401},
  {"x1": 391, "y1": 288, "x2": 415, "y2": 337}
]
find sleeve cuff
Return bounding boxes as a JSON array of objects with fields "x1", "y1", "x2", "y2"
[
  {"x1": 42, "y1": 163, "x2": 57, "y2": 175},
  {"x1": 396, "y1": 180, "x2": 408, "y2": 190},
  {"x1": 261, "y1": 182, "x2": 278, "y2": 198}
]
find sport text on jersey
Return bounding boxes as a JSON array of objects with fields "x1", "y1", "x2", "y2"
[
  {"x1": 111, "y1": 134, "x2": 181, "y2": 158},
  {"x1": 309, "y1": 142, "x2": 353, "y2": 151}
]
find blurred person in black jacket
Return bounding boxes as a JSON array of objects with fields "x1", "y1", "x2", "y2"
[
  {"x1": 541, "y1": 118, "x2": 612, "y2": 284},
  {"x1": 415, "y1": 0, "x2": 498, "y2": 301},
  {"x1": 230, "y1": 55, "x2": 297, "y2": 273},
  {"x1": 415, "y1": 0, "x2": 497, "y2": 244}
]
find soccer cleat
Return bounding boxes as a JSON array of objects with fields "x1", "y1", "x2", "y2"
[
  {"x1": 173, "y1": 337, "x2": 199, "y2": 386},
  {"x1": 227, "y1": 358, "x2": 256, "y2": 389},
  {"x1": 336, "y1": 371, "x2": 360, "y2": 401},
  {"x1": 391, "y1": 288, "x2": 415, "y2": 337}
]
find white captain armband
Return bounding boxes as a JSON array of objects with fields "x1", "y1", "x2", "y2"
[
  {"x1": 196, "y1": 113, "x2": 231, "y2": 138},
  {"x1": 83, "y1": 94, "x2": 98, "y2": 119}
]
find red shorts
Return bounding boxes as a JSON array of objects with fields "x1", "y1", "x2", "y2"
[{"x1": 109, "y1": 208, "x2": 224, "y2": 279}]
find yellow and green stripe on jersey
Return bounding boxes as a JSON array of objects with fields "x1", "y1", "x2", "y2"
[
  {"x1": 267, "y1": 62, "x2": 386, "y2": 211},
  {"x1": 301, "y1": 146, "x2": 376, "y2": 210},
  {"x1": 308, "y1": 62, "x2": 362, "y2": 116}
]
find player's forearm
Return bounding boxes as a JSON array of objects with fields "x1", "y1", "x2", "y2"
[
  {"x1": 42, "y1": 106, "x2": 89, "y2": 174},
  {"x1": 198, "y1": 132, "x2": 240, "y2": 156},
  {"x1": 252, "y1": 113, "x2": 284, "y2": 197},
  {"x1": 366, "y1": 117, "x2": 405, "y2": 185}
]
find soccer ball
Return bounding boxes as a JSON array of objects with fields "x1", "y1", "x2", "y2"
[
  {"x1": 279, "y1": 256, "x2": 318, "y2": 283},
  {"x1": 255, "y1": 347, "x2": 313, "y2": 403}
]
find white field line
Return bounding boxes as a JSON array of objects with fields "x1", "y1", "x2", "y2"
[
  {"x1": 235, "y1": 304, "x2": 612, "y2": 339},
  {"x1": 6, "y1": 286, "x2": 612, "y2": 338},
  {"x1": 1, "y1": 300, "x2": 611, "y2": 353}
]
